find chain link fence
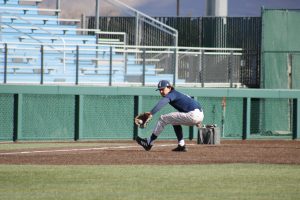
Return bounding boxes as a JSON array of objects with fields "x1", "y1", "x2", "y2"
[
  {"x1": 1, "y1": 86, "x2": 298, "y2": 141},
  {"x1": 87, "y1": 16, "x2": 261, "y2": 87}
]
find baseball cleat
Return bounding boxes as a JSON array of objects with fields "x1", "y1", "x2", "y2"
[
  {"x1": 172, "y1": 145, "x2": 187, "y2": 152},
  {"x1": 136, "y1": 136, "x2": 152, "y2": 151}
]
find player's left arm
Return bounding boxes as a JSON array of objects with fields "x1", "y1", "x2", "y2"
[{"x1": 150, "y1": 97, "x2": 170, "y2": 115}]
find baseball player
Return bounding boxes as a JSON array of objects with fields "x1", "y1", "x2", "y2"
[{"x1": 136, "y1": 80, "x2": 204, "y2": 152}]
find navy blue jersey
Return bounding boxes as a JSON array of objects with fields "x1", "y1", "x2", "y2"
[{"x1": 150, "y1": 89, "x2": 202, "y2": 115}]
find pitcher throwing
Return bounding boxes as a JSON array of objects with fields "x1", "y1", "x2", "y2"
[{"x1": 136, "y1": 80, "x2": 204, "y2": 152}]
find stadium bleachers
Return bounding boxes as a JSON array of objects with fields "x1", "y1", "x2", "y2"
[{"x1": 0, "y1": 0, "x2": 178, "y2": 85}]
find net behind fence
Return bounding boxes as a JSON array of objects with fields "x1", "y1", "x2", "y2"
[
  {"x1": 82, "y1": 95, "x2": 134, "y2": 139},
  {"x1": 87, "y1": 16, "x2": 261, "y2": 87},
  {"x1": 251, "y1": 98, "x2": 293, "y2": 136},
  {"x1": 198, "y1": 97, "x2": 243, "y2": 138},
  {"x1": 262, "y1": 9, "x2": 300, "y2": 90},
  {"x1": 20, "y1": 94, "x2": 75, "y2": 140},
  {"x1": 0, "y1": 94, "x2": 14, "y2": 140},
  {"x1": 0, "y1": 88, "x2": 298, "y2": 141}
]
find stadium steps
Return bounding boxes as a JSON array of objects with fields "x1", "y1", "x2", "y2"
[{"x1": 0, "y1": 0, "x2": 181, "y2": 85}]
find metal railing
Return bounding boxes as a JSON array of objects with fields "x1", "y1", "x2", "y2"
[
  {"x1": 0, "y1": 12, "x2": 130, "y2": 73},
  {"x1": 0, "y1": 42, "x2": 246, "y2": 87},
  {"x1": 99, "y1": 0, "x2": 178, "y2": 47},
  {"x1": 90, "y1": 16, "x2": 261, "y2": 88}
]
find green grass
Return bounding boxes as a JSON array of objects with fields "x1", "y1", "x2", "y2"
[{"x1": 0, "y1": 164, "x2": 300, "y2": 200}]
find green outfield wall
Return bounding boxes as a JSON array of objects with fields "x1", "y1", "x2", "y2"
[
  {"x1": 262, "y1": 9, "x2": 300, "y2": 89},
  {"x1": 260, "y1": 9, "x2": 300, "y2": 140},
  {"x1": 0, "y1": 85, "x2": 299, "y2": 141}
]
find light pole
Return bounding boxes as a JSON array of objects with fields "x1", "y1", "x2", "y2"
[
  {"x1": 176, "y1": 0, "x2": 180, "y2": 16},
  {"x1": 95, "y1": 0, "x2": 99, "y2": 29},
  {"x1": 56, "y1": 0, "x2": 60, "y2": 18}
]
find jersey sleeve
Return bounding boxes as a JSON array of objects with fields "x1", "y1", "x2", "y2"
[{"x1": 150, "y1": 97, "x2": 170, "y2": 115}]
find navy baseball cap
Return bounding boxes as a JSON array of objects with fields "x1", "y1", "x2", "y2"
[{"x1": 156, "y1": 80, "x2": 171, "y2": 90}]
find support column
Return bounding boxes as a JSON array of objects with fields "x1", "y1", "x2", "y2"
[
  {"x1": 74, "y1": 95, "x2": 83, "y2": 141},
  {"x1": 243, "y1": 97, "x2": 251, "y2": 140},
  {"x1": 133, "y1": 96, "x2": 143, "y2": 139},
  {"x1": 293, "y1": 98, "x2": 300, "y2": 139},
  {"x1": 13, "y1": 94, "x2": 23, "y2": 142},
  {"x1": 95, "y1": 0, "x2": 99, "y2": 29}
]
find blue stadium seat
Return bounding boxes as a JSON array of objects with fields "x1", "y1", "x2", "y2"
[{"x1": 0, "y1": 0, "x2": 182, "y2": 85}]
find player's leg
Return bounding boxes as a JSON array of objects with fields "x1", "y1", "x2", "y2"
[
  {"x1": 137, "y1": 113, "x2": 176, "y2": 150},
  {"x1": 137, "y1": 110, "x2": 203, "y2": 151},
  {"x1": 173, "y1": 125, "x2": 183, "y2": 143},
  {"x1": 152, "y1": 110, "x2": 203, "y2": 150},
  {"x1": 154, "y1": 110, "x2": 203, "y2": 130},
  {"x1": 172, "y1": 125, "x2": 187, "y2": 152},
  {"x1": 136, "y1": 136, "x2": 153, "y2": 151},
  {"x1": 150, "y1": 112, "x2": 190, "y2": 151}
]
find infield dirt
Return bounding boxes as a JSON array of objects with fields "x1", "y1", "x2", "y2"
[{"x1": 0, "y1": 140, "x2": 299, "y2": 165}]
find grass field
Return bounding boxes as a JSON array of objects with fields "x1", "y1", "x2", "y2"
[{"x1": 1, "y1": 164, "x2": 300, "y2": 200}]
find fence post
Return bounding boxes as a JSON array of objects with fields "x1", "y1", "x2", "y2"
[
  {"x1": 81, "y1": 14, "x2": 86, "y2": 30},
  {"x1": 40, "y1": 45, "x2": 44, "y2": 85},
  {"x1": 135, "y1": 12, "x2": 140, "y2": 46},
  {"x1": 293, "y1": 98, "x2": 300, "y2": 139},
  {"x1": 142, "y1": 48, "x2": 146, "y2": 86},
  {"x1": 95, "y1": 0, "x2": 99, "y2": 30},
  {"x1": 75, "y1": 45, "x2": 79, "y2": 85},
  {"x1": 243, "y1": 97, "x2": 251, "y2": 140},
  {"x1": 173, "y1": 48, "x2": 177, "y2": 86},
  {"x1": 13, "y1": 94, "x2": 18, "y2": 142},
  {"x1": 201, "y1": 50, "x2": 204, "y2": 87},
  {"x1": 133, "y1": 96, "x2": 142, "y2": 139},
  {"x1": 4, "y1": 43, "x2": 7, "y2": 84},
  {"x1": 13, "y1": 94, "x2": 22, "y2": 142},
  {"x1": 56, "y1": 0, "x2": 60, "y2": 18},
  {"x1": 74, "y1": 95, "x2": 82, "y2": 141},
  {"x1": 229, "y1": 50, "x2": 233, "y2": 88},
  {"x1": 109, "y1": 46, "x2": 113, "y2": 86},
  {"x1": 124, "y1": 46, "x2": 128, "y2": 74}
]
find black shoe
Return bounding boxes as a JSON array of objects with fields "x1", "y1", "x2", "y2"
[
  {"x1": 136, "y1": 136, "x2": 152, "y2": 151},
  {"x1": 172, "y1": 145, "x2": 187, "y2": 152}
]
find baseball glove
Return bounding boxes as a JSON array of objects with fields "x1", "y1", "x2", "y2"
[{"x1": 134, "y1": 112, "x2": 152, "y2": 128}]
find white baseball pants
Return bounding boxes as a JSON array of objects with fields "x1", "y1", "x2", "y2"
[{"x1": 152, "y1": 109, "x2": 204, "y2": 136}]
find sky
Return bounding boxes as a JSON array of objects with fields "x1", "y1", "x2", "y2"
[
  {"x1": 40, "y1": 0, "x2": 300, "y2": 19},
  {"x1": 134, "y1": 0, "x2": 300, "y2": 17}
]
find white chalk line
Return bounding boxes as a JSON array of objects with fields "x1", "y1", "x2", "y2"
[{"x1": 0, "y1": 144, "x2": 194, "y2": 155}]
